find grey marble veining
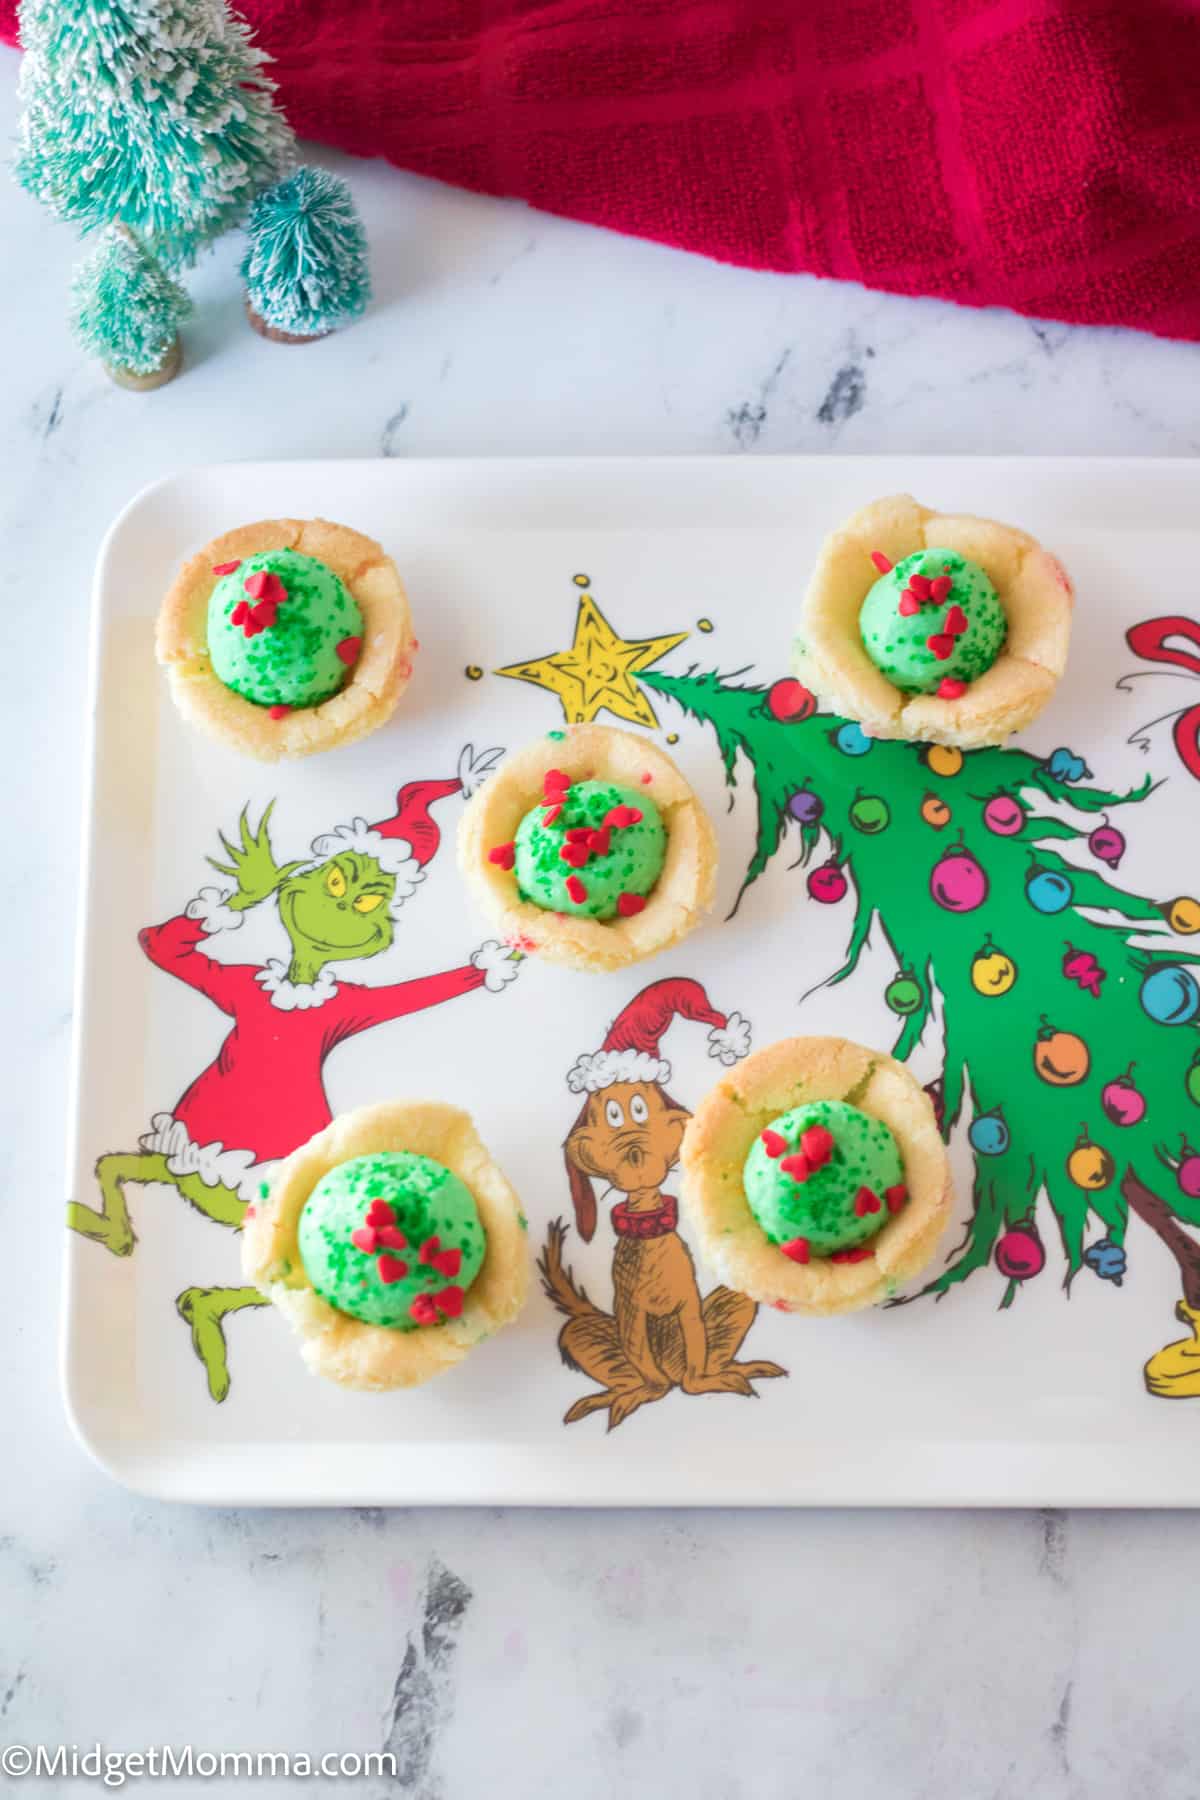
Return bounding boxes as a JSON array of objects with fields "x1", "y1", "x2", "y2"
[{"x1": 2, "y1": 54, "x2": 1199, "y2": 1800}]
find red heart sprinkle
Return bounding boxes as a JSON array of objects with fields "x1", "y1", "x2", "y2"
[
  {"x1": 927, "y1": 633, "x2": 954, "y2": 660},
  {"x1": 366, "y1": 1199, "x2": 395, "y2": 1228},
  {"x1": 800, "y1": 1125, "x2": 834, "y2": 1168},
  {"x1": 565, "y1": 875, "x2": 588, "y2": 905},
  {"x1": 930, "y1": 575, "x2": 952, "y2": 603},
  {"x1": 885, "y1": 1184, "x2": 909, "y2": 1214},
  {"x1": 560, "y1": 840, "x2": 590, "y2": 868},
  {"x1": 831, "y1": 1245, "x2": 874, "y2": 1263},
  {"x1": 760, "y1": 1128, "x2": 787, "y2": 1158},
  {"x1": 544, "y1": 769, "x2": 570, "y2": 794},
  {"x1": 409, "y1": 1294, "x2": 439, "y2": 1325},
  {"x1": 627, "y1": 808, "x2": 644, "y2": 824},
  {"x1": 418, "y1": 1234, "x2": 441, "y2": 1266},
  {"x1": 588, "y1": 826, "x2": 611, "y2": 857},
  {"x1": 377, "y1": 1254, "x2": 407, "y2": 1284},
  {"x1": 336, "y1": 635, "x2": 362, "y2": 666},
  {"x1": 780, "y1": 1237, "x2": 811, "y2": 1263},
  {"x1": 898, "y1": 593, "x2": 921, "y2": 617},
  {"x1": 944, "y1": 605, "x2": 968, "y2": 636},
  {"x1": 604, "y1": 805, "x2": 633, "y2": 829},
  {"x1": 212, "y1": 560, "x2": 241, "y2": 576},
  {"x1": 937, "y1": 678, "x2": 968, "y2": 699},
  {"x1": 244, "y1": 570, "x2": 286, "y2": 605},
  {"x1": 854, "y1": 1186, "x2": 882, "y2": 1216},
  {"x1": 231, "y1": 599, "x2": 252, "y2": 628},
  {"x1": 350, "y1": 1226, "x2": 377, "y2": 1253},
  {"x1": 909, "y1": 573, "x2": 932, "y2": 599},
  {"x1": 433, "y1": 1247, "x2": 462, "y2": 1278},
  {"x1": 376, "y1": 1224, "x2": 407, "y2": 1250},
  {"x1": 488, "y1": 842, "x2": 516, "y2": 869},
  {"x1": 565, "y1": 826, "x2": 592, "y2": 842},
  {"x1": 435, "y1": 1285, "x2": 465, "y2": 1318},
  {"x1": 870, "y1": 551, "x2": 893, "y2": 574},
  {"x1": 268, "y1": 704, "x2": 291, "y2": 720},
  {"x1": 780, "y1": 1153, "x2": 812, "y2": 1183},
  {"x1": 617, "y1": 892, "x2": 645, "y2": 917},
  {"x1": 541, "y1": 803, "x2": 564, "y2": 828},
  {"x1": 640, "y1": 773, "x2": 653, "y2": 785}
]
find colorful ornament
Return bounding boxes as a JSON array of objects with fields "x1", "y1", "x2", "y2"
[
  {"x1": 1140, "y1": 964, "x2": 1200, "y2": 1026},
  {"x1": 930, "y1": 835, "x2": 989, "y2": 913},
  {"x1": 885, "y1": 969, "x2": 923, "y2": 1016},
  {"x1": 1067, "y1": 1126, "x2": 1115, "y2": 1191},
  {"x1": 983, "y1": 792, "x2": 1026, "y2": 836},
  {"x1": 920, "y1": 791, "x2": 952, "y2": 829},
  {"x1": 1187, "y1": 1052, "x2": 1200, "y2": 1107},
  {"x1": 995, "y1": 1217, "x2": 1045, "y2": 1281},
  {"x1": 1087, "y1": 821, "x2": 1126, "y2": 869},
  {"x1": 1026, "y1": 862, "x2": 1074, "y2": 915},
  {"x1": 787, "y1": 786, "x2": 824, "y2": 825},
  {"x1": 834, "y1": 721, "x2": 872, "y2": 757},
  {"x1": 242, "y1": 167, "x2": 371, "y2": 341},
  {"x1": 1045, "y1": 748, "x2": 1092, "y2": 784},
  {"x1": 1101, "y1": 1065, "x2": 1146, "y2": 1127},
  {"x1": 923, "y1": 745, "x2": 963, "y2": 778},
  {"x1": 766, "y1": 678, "x2": 816, "y2": 722},
  {"x1": 1033, "y1": 1017, "x2": 1090, "y2": 1087},
  {"x1": 969, "y1": 1107, "x2": 1009, "y2": 1157},
  {"x1": 1062, "y1": 943, "x2": 1105, "y2": 999},
  {"x1": 1177, "y1": 1143, "x2": 1200, "y2": 1200},
  {"x1": 971, "y1": 937, "x2": 1017, "y2": 996},
  {"x1": 1164, "y1": 895, "x2": 1200, "y2": 936},
  {"x1": 849, "y1": 790, "x2": 890, "y2": 835},
  {"x1": 1083, "y1": 1238, "x2": 1125, "y2": 1285},
  {"x1": 807, "y1": 860, "x2": 848, "y2": 905}
]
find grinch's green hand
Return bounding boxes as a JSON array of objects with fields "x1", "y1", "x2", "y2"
[{"x1": 207, "y1": 802, "x2": 303, "y2": 912}]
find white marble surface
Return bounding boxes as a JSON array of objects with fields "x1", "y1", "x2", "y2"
[{"x1": 3, "y1": 51, "x2": 1200, "y2": 1799}]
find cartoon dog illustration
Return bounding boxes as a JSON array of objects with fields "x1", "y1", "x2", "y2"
[{"x1": 538, "y1": 978, "x2": 786, "y2": 1429}]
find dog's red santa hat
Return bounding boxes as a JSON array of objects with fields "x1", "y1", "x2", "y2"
[
  {"x1": 305, "y1": 745, "x2": 502, "y2": 920},
  {"x1": 567, "y1": 976, "x2": 750, "y2": 1094}
]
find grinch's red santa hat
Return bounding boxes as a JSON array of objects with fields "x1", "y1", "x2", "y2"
[
  {"x1": 567, "y1": 977, "x2": 750, "y2": 1095},
  {"x1": 308, "y1": 745, "x2": 502, "y2": 918}
]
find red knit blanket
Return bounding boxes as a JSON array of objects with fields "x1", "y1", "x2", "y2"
[{"x1": 6, "y1": 0, "x2": 1199, "y2": 340}]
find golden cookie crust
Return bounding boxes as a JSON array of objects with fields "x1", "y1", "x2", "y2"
[
  {"x1": 457, "y1": 723, "x2": 718, "y2": 973},
  {"x1": 157, "y1": 517, "x2": 415, "y2": 762},
  {"x1": 680, "y1": 1036, "x2": 952, "y2": 1316},
  {"x1": 793, "y1": 494, "x2": 1073, "y2": 749},
  {"x1": 241, "y1": 1101, "x2": 529, "y2": 1390}
]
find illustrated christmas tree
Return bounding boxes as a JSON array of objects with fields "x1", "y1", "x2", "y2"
[
  {"x1": 637, "y1": 664, "x2": 1200, "y2": 1393},
  {"x1": 241, "y1": 166, "x2": 371, "y2": 342},
  {"x1": 69, "y1": 225, "x2": 191, "y2": 385},
  {"x1": 15, "y1": 0, "x2": 294, "y2": 267}
]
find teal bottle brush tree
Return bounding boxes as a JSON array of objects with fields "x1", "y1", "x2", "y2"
[
  {"x1": 69, "y1": 226, "x2": 192, "y2": 390},
  {"x1": 241, "y1": 166, "x2": 371, "y2": 342}
]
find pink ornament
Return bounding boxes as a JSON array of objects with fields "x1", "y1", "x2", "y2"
[
  {"x1": 930, "y1": 839, "x2": 989, "y2": 913},
  {"x1": 1088, "y1": 822, "x2": 1126, "y2": 868},
  {"x1": 1101, "y1": 1066, "x2": 1146, "y2": 1126},
  {"x1": 983, "y1": 793, "x2": 1025, "y2": 836},
  {"x1": 766, "y1": 678, "x2": 816, "y2": 723},
  {"x1": 995, "y1": 1224, "x2": 1045, "y2": 1281},
  {"x1": 1178, "y1": 1152, "x2": 1200, "y2": 1200},
  {"x1": 808, "y1": 861, "x2": 848, "y2": 905}
]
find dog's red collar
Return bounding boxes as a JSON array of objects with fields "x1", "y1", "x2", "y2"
[{"x1": 611, "y1": 1195, "x2": 678, "y2": 1239}]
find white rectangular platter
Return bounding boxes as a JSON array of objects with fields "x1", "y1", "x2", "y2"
[{"x1": 65, "y1": 456, "x2": 1200, "y2": 1506}]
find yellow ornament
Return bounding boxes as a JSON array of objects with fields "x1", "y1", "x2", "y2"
[
  {"x1": 971, "y1": 936, "x2": 1017, "y2": 996},
  {"x1": 921, "y1": 791, "x2": 952, "y2": 829},
  {"x1": 925, "y1": 745, "x2": 964, "y2": 778},
  {"x1": 1067, "y1": 1127, "x2": 1115, "y2": 1191},
  {"x1": 1165, "y1": 895, "x2": 1200, "y2": 935}
]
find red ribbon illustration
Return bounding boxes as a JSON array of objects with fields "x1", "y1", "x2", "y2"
[{"x1": 1126, "y1": 616, "x2": 1200, "y2": 782}]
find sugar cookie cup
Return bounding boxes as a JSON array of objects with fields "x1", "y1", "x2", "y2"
[
  {"x1": 457, "y1": 724, "x2": 718, "y2": 973},
  {"x1": 794, "y1": 494, "x2": 1073, "y2": 749},
  {"x1": 157, "y1": 517, "x2": 415, "y2": 762},
  {"x1": 242, "y1": 1101, "x2": 528, "y2": 1390},
  {"x1": 680, "y1": 1036, "x2": 952, "y2": 1316}
]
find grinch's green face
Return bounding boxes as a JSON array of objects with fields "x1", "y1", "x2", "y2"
[{"x1": 278, "y1": 853, "x2": 396, "y2": 967}]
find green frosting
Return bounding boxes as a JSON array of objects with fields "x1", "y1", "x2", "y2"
[
  {"x1": 742, "y1": 1100, "x2": 903, "y2": 1257},
  {"x1": 513, "y1": 779, "x2": 666, "y2": 921},
  {"x1": 297, "y1": 1152, "x2": 485, "y2": 1330},
  {"x1": 858, "y1": 548, "x2": 1006, "y2": 695},
  {"x1": 207, "y1": 548, "x2": 362, "y2": 709}
]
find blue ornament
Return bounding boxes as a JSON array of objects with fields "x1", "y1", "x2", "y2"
[
  {"x1": 834, "y1": 721, "x2": 872, "y2": 757},
  {"x1": 1045, "y1": 747, "x2": 1091, "y2": 784},
  {"x1": 1083, "y1": 1238, "x2": 1126, "y2": 1285},
  {"x1": 1140, "y1": 964, "x2": 1200, "y2": 1026},
  {"x1": 1026, "y1": 866, "x2": 1073, "y2": 914},
  {"x1": 969, "y1": 1108, "x2": 1009, "y2": 1157}
]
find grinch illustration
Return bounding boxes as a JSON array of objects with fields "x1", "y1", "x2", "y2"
[
  {"x1": 68, "y1": 745, "x2": 522, "y2": 1400},
  {"x1": 538, "y1": 978, "x2": 787, "y2": 1429}
]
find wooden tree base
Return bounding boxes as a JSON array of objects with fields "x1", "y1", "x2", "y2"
[
  {"x1": 245, "y1": 298, "x2": 331, "y2": 345},
  {"x1": 107, "y1": 333, "x2": 182, "y2": 391}
]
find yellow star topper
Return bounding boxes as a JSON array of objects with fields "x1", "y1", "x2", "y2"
[{"x1": 495, "y1": 576, "x2": 688, "y2": 728}]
